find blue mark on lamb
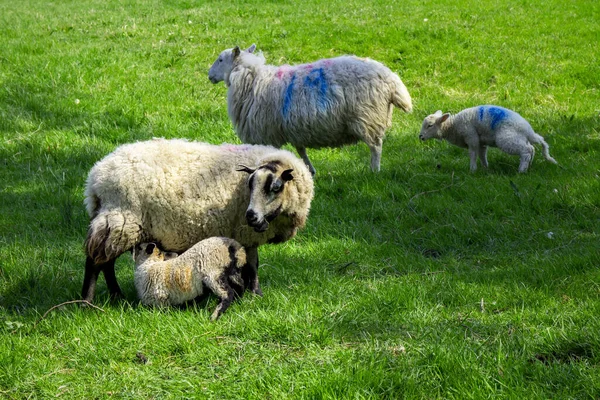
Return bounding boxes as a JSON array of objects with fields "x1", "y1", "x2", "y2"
[
  {"x1": 478, "y1": 106, "x2": 508, "y2": 130},
  {"x1": 304, "y1": 68, "x2": 328, "y2": 109},
  {"x1": 282, "y1": 74, "x2": 297, "y2": 117}
]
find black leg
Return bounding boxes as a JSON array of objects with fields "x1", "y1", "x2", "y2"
[
  {"x1": 82, "y1": 256, "x2": 101, "y2": 302},
  {"x1": 228, "y1": 273, "x2": 245, "y2": 298},
  {"x1": 102, "y1": 259, "x2": 123, "y2": 300},
  {"x1": 82, "y1": 256, "x2": 123, "y2": 302},
  {"x1": 245, "y1": 246, "x2": 262, "y2": 296},
  {"x1": 211, "y1": 290, "x2": 235, "y2": 321}
]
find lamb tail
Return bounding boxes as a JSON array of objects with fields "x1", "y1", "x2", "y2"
[
  {"x1": 532, "y1": 133, "x2": 558, "y2": 164},
  {"x1": 541, "y1": 140, "x2": 558, "y2": 164},
  {"x1": 391, "y1": 77, "x2": 413, "y2": 113}
]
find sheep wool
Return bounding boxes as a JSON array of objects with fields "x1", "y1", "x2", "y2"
[
  {"x1": 419, "y1": 105, "x2": 557, "y2": 172},
  {"x1": 208, "y1": 44, "x2": 413, "y2": 175},
  {"x1": 82, "y1": 139, "x2": 314, "y2": 303},
  {"x1": 134, "y1": 238, "x2": 247, "y2": 320}
]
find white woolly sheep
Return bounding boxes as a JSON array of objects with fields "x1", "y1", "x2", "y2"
[
  {"x1": 82, "y1": 139, "x2": 314, "y2": 303},
  {"x1": 208, "y1": 44, "x2": 413, "y2": 175},
  {"x1": 133, "y1": 238, "x2": 247, "y2": 320},
  {"x1": 419, "y1": 105, "x2": 557, "y2": 172}
]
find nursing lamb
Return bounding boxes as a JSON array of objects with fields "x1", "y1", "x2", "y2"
[
  {"x1": 208, "y1": 44, "x2": 413, "y2": 175},
  {"x1": 133, "y1": 238, "x2": 247, "y2": 320}
]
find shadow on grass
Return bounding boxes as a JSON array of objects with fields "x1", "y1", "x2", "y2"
[{"x1": 1, "y1": 102, "x2": 598, "y2": 322}]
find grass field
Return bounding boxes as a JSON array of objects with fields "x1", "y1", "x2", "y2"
[{"x1": 1, "y1": 0, "x2": 599, "y2": 398}]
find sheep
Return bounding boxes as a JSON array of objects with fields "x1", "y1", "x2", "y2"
[
  {"x1": 419, "y1": 105, "x2": 557, "y2": 173},
  {"x1": 133, "y1": 238, "x2": 247, "y2": 320},
  {"x1": 81, "y1": 138, "x2": 314, "y2": 303},
  {"x1": 208, "y1": 44, "x2": 413, "y2": 175}
]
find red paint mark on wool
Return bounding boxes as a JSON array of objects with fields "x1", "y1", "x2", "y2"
[{"x1": 276, "y1": 65, "x2": 293, "y2": 79}]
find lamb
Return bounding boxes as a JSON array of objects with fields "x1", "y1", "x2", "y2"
[
  {"x1": 82, "y1": 138, "x2": 314, "y2": 303},
  {"x1": 133, "y1": 238, "x2": 247, "y2": 320},
  {"x1": 208, "y1": 44, "x2": 413, "y2": 175},
  {"x1": 419, "y1": 105, "x2": 557, "y2": 173}
]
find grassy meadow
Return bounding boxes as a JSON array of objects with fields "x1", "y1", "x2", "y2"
[{"x1": 1, "y1": 0, "x2": 599, "y2": 398}]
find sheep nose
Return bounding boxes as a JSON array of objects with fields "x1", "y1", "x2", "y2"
[
  {"x1": 246, "y1": 209, "x2": 259, "y2": 224},
  {"x1": 419, "y1": 135, "x2": 424, "y2": 141},
  {"x1": 246, "y1": 209, "x2": 269, "y2": 232}
]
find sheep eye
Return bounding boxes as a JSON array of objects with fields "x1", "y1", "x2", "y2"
[
  {"x1": 218, "y1": 58, "x2": 223, "y2": 62},
  {"x1": 271, "y1": 182, "x2": 283, "y2": 193}
]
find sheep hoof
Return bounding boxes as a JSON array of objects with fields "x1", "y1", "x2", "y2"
[
  {"x1": 109, "y1": 291, "x2": 125, "y2": 302},
  {"x1": 252, "y1": 287, "x2": 263, "y2": 297}
]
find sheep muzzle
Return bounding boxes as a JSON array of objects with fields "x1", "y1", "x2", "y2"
[{"x1": 245, "y1": 209, "x2": 269, "y2": 232}]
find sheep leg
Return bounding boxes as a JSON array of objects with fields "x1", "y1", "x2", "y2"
[
  {"x1": 102, "y1": 260, "x2": 123, "y2": 300},
  {"x1": 81, "y1": 256, "x2": 101, "y2": 302},
  {"x1": 368, "y1": 142, "x2": 382, "y2": 172},
  {"x1": 83, "y1": 210, "x2": 142, "y2": 302},
  {"x1": 296, "y1": 146, "x2": 316, "y2": 176},
  {"x1": 478, "y1": 145, "x2": 489, "y2": 168},
  {"x1": 243, "y1": 246, "x2": 262, "y2": 296},
  {"x1": 210, "y1": 291, "x2": 235, "y2": 321},
  {"x1": 518, "y1": 147, "x2": 534, "y2": 173},
  {"x1": 204, "y1": 273, "x2": 236, "y2": 321},
  {"x1": 82, "y1": 257, "x2": 122, "y2": 301},
  {"x1": 468, "y1": 148, "x2": 478, "y2": 172},
  {"x1": 210, "y1": 287, "x2": 235, "y2": 321}
]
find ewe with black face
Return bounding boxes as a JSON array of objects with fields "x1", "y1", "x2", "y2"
[{"x1": 82, "y1": 139, "x2": 313, "y2": 303}]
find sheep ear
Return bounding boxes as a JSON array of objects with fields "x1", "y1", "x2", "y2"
[
  {"x1": 236, "y1": 164, "x2": 256, "y2": 174},
  {"x1": 434, "y1": 110, "x2": 443, "y2": 117},
  {"x1": 145, "y1": 243, "x2": 156, "y2": 255},
  {"x1": 232, "y1": 46, "x2": 241, "y2": 58},
  {"x1": 246, "y1": 44, "x2": 256, "y2": 53},
  {"x1": 438, "y1": 113, "x2": 451, "y2": 124},
  {"x1": 281, "y1": 169, "x2": 294, "y2": 182}
]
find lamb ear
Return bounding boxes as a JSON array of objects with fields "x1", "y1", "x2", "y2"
[
  {"x1": 281, "y1": 168, "x2": 294, "y2": 182},
  {"x1": 434, "y1": 110, "x2": 443, "y2": 117},
  {"x1": 438, "y1": 113, "x2": 451, "y2": 124},
  {"x1": 236, "y1": 164, "x2": 256, "y2": 174},
  {"x1": 232, "y1": 46, "x2": 241, "y2": 58},
  {"x1": 246, "y1": 44, "x2": 256, "y2": 53},
  {"x1": 145, "y1": 243, "x2": 156, "y2": 255}
]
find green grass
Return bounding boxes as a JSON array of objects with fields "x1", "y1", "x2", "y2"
[{"x1": 1, "y1": 0, "x2": 599, "y2": 398}]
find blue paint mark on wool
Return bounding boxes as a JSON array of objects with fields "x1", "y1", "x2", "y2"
[
  {"x1": 282, "y1": 74, "x2": 296, "y2": 117},
  {"x1": 488, "y1": 106, "x2": 508, "y2": 130},
  {"x1": 304, "y1": 68, "x2": 328, "y2": 109},
  {"x1": 478, "y1": 106, "x2": 508, "y2": 130}
]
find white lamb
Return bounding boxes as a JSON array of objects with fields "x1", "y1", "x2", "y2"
[
  {"x1": 82, "y1": 139, "x2": 314, "y2": 303},
  {"x1": 133, "y1": 238, "x2": 247, "y2": 320},
  {"x1": 419, "y1": 105, "x2": 557, "y2": 172},
  {"x1": 208, "y1": 44, "x2": 413, "y2": 175}
]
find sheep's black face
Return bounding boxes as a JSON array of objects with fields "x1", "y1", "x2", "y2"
[{"x1": 237, "y1": 162, "x2": 294, "y2": 233}]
